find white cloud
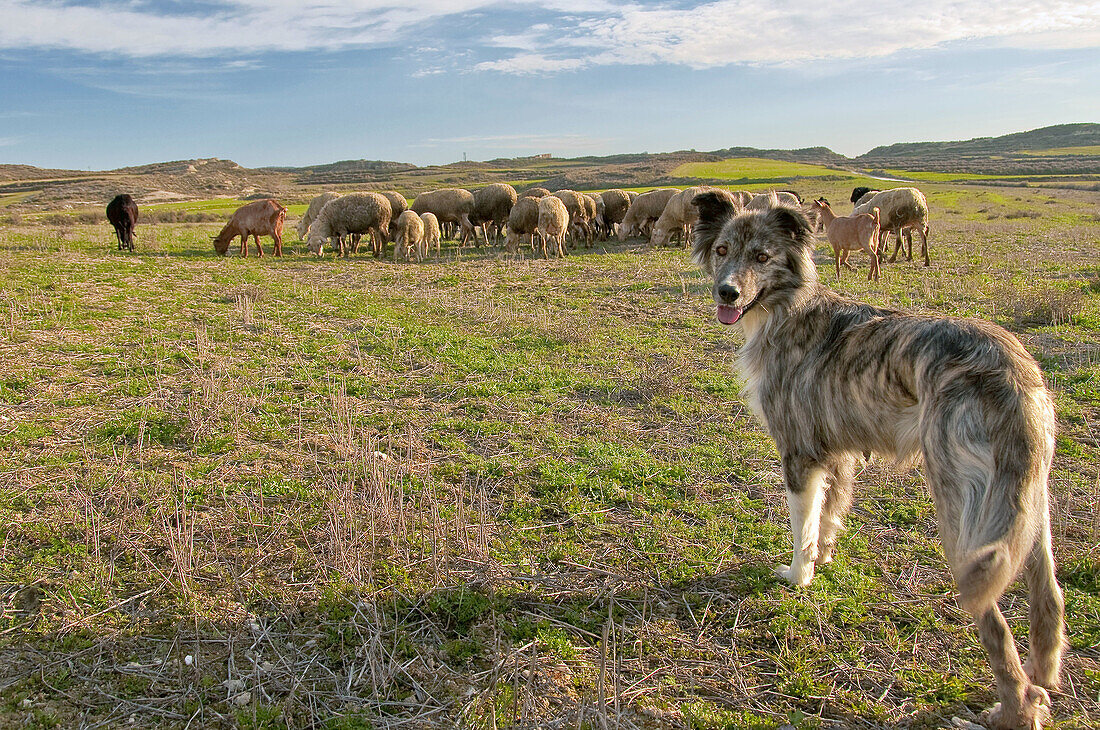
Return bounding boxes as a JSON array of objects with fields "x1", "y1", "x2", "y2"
[
  {"x1": 0, "y1": 0, "x2": 1096, "y2": 71},
  {"x1": 479, "y1": 0, "x2": 1100, "y2": 73}
]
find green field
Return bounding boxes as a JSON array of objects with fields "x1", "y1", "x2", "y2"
[
  {"x1": 672, "y1": 157, "x2": 854, "y2": 182},
  {"x1": 1, "y1": 180, "x2": 1099, "y2": 729}
]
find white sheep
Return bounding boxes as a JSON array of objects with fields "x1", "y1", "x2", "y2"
[
  {"x1": 420, "y1": 212, "x2": 441, "y2": 259},
  {"x1": 618, "y1": 188, "x2": 678, "y2": 241},
  {"x1": 307, "y1": 193, "x2": 392, "y2": 257},
  {"x1": 853, "y1": 187, "x2": 930, "y2": 266},
  {"x1": 536, "y1": 195, "x2": 569, "y2": 258},
  {"x1": 393, "y1": 210, "x2": 425, "y2": 262},
  {"x1": 746, "y1": 191, "x2": 802, "y2": 210},
  {"x1": 297, "y1": 192, "x2": 339, "y2": 240}
]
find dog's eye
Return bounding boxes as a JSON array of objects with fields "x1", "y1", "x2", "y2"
[
  {"x1": 756, "y1": 252, "x2": 770, "y2": 263},
  {"x1": 715, "y1": 245, "x2": 728, "y2": 256}
]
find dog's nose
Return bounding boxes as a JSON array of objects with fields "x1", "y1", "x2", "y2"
[{"x1": 717, "y1": 283, "x2": 740, "y2": 303}]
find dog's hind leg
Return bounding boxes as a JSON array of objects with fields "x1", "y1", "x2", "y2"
[
  {"x1": 1022, "y1": 518, "x2": 1066, "y2": 691},
  {"x1": 816, "y1": 454, "x2": 857, "y2": 565},
  {"x1": 776, "y1": 455, "x2": 827, "y2": 586},
  {"x1": 974, "y1": 604, "x2": 1051, "y2": 730}
]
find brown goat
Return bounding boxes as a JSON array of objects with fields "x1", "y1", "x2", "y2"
[
  {"x1": 213, "y1": 199, "x2": 287, "y2": 257},
  {"x1": 811, "y1": 199, "x2": 881, "y2": 281}
]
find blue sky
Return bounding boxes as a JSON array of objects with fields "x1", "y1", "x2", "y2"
[{"x1": 1, "y1": 0, "x2": 1098, "y2": 170}]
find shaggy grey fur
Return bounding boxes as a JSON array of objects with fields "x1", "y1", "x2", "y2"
[{"x1": 692, "y1": 191, "x2": 1065, "y2": 730}]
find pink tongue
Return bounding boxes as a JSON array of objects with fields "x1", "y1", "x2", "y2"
[{"x1": 717, "y1": 305, "x2": 744, "y2": 325}]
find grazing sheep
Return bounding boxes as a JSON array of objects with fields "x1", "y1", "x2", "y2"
[
  {"x1": 213, "y1": 199, "x2": 287, "y2": 257},
  {"x1": 411, "y1": 188, "x2": 476, "y2": 247},
  {"x1": 472, "y1": 183, "x2": 518, "y2": 245},
  {"x1": 420, "y1": 212, "x2": 441, "y2": 259},
  {"x1": 746, "y1": 191, "x2": 802, "y2": 210},
  {"x1": 393, "y1": 209, "x2": 425, "y2": 262},
  {"x1": 729, "y1": 190, "x2": 754, "y2": 209},
  {"x1": 626, "y1": 191, "x2": 639, "y2": 203},
  {"x1": 307, "y1": 193, "x2": 392, "y2": 258},
  {"x1": 551, "y1": 190, "x2": 593, "y2": 247},
  {"x1": 600, "y1": 189, "x2": 631, "y2": 237},
  {"x1": 651, "y1": 186, "x2": 734, "y2": 248},
  {"x1": 520, "y1": 187, "x2": 551, "y2": 199},
  {"x1": 380, "y1": 190, "x2": 409, "y2": 237},
  {"x1": 587, "y1": 194, "x2": 608, "y2": 240},
  {"x1": 853, "y1": 187, "x2": 930, "y2": 266},
  {"x1": 536, "y1": 195, "x2": 569, "y2": 258},
  {"x1": 106, "y1": 194, "x2": 138, "y2": 252},
  {"x1": 619, "y1": 188, "x2": 678, "y2": 241},
  {"x1": 297, "y1": 192, "x2": 340, "y2": 240},
  {"x1": 811, "y1": 198, "x2": 882, "y2": 281},
  {"x1": 505, "y1": 197, "x2": 540, "y2": 257}
]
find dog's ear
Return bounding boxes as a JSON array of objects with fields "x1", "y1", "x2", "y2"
[
  {"x1": 765, "y1": 205, "x2": 814, "y2": 247},
  {"x1": 691, "y1": 192, "x2": 736, "y2": 268}
]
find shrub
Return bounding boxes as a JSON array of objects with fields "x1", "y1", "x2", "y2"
[{"x1": 991, "y1": 280, "x2": 1084, "y2": 327}]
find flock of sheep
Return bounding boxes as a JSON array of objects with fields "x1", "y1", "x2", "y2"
[{"x1": 105, "y1": 182, "x2": 931, "y2": 278}]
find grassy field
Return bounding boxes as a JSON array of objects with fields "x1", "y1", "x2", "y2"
[
  {"x1": 1, "y1": 180, "x2": 1099, "y2": 729},
  {"x1": 671, "y1": 158, "x2": 857, "y2": 183}
]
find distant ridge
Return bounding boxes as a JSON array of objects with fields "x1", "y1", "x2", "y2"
[
  {"x1": 2, "y1": 124, "x2": 1097, "y2": 207},
  {"x1": 859, "y1": 123, "x2": 1100, "y2": 159},
  {"x1": 856, "y1": 123, "x2": 1100, "y2": 174}
]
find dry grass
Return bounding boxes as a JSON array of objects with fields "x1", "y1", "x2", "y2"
[{"x1": 0, "y1": 181, "x2": 1099, "y2": 729}]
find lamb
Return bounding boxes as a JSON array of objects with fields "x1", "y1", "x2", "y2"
[
  {"x1": 297, "y1": 192, "x2": 339, "y2": 240},
  {"x1": 853, "y1": 187, "x2": 930, "y2": 266},
  {"x1": 650, "y1": 186, "x2": 732, "y2": 248},
  {"x1": 551, "y1": 190, "x2": 593, "y2": 246},
  {"x1": 536, "y1": 195, "x2": 569, "y2": 258},
  {"x1": 618, "y1": 188, "x2": 678, "y2": 241},
  {"x1": 600, "y1": 189, "x2": 631, "y2": 237},
  {"x1": 392, "y1": 209, "x2": 425, "y2": 262},
  {"x1": 472, "y1": 183, "x2": 518, "y2": 245},
  {"x1": 213, "y1": 199, "x2": 287, "y2": 257},
  {"x1": 106, "y1": 194, "x2": 138, "y2": 252},
  {"x1": 505, "y1": 197, "x2": 540, "y2": 257},
  {"x1": 380, "y1": 191, "x2": 409, "y2": 237},
  {"x1": 420, "y1": 212, "x2": 441, "y2": 259},
  {"x1": 306, "y1": 193, "x2": 392, "y2": 258},
  {"x1": 520, "y1": 187, "x2": 550, "y2": 199},
  {"x1": 811, "y1": 198, "x2": 882, "y2": 281},
  {"x1": 411, "y1": 188, "x2": 476, "y2": 247}
]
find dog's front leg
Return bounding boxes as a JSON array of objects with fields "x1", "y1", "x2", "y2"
[{"x1": 776, "y1": 455, "x2": 827, "y2": 586}]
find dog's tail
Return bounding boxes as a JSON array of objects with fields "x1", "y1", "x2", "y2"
[{"x1": 951, "y1": 385, "x2": 1054, "y2": 615}]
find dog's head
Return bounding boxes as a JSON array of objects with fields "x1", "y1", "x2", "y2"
[{"x1": 691, "y1": 191, "x2": 816, "y2": 326}]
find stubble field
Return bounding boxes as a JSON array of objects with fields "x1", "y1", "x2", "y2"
[{"x1": 1, "y1": 180, "x2": 1099, "y2": 729}]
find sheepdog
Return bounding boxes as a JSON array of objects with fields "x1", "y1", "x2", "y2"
[{"x1": 691, "y1": 192, "x2": 1066, "y2": 730}]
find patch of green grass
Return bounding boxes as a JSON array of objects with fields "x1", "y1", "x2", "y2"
[{"x1": 672, "y1": 157, "x2": 852, "y2": 181}]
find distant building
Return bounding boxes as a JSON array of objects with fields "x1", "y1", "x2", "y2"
[{"x1": 532, "y1": 153, "x2": 553, "y2": 159}]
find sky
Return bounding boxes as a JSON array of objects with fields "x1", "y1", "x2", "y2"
[{"x1": 0, "y1": 0, "x2": 1098, "y2": 170}]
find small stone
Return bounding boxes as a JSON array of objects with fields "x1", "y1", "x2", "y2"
[
  {"x1": 223, "y1": 679, "x2": 246, "y2": 693},
  {"x1": 183, "y1": 654, "x2": 194, "y2": 666},
  {"x1": 233, "y1": 691, "x2": 252, "y2": 706}
]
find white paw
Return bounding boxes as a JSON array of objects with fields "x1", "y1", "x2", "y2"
[{"x1": 775, "y1": 564, "x2": 814, "y2": 586}]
